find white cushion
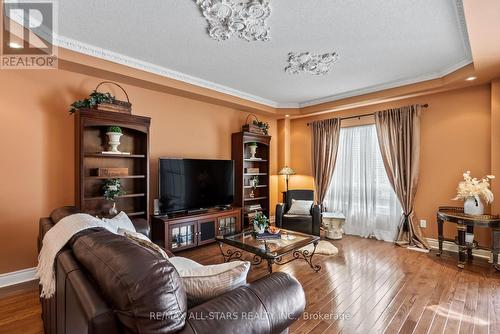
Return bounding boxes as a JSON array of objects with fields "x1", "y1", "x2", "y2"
[
  {"x1": 169, "y1": 257, "x2": 250, "y2": 306},
  {"x1": 102, "y1": 211, "x2": 136, "y2": 233},
  {"x1": 168, "y1": 256, "x2": 203, "y2": 270},
  {"x1": 287, "y1": 199, "x2": 314, "y2": 215}
]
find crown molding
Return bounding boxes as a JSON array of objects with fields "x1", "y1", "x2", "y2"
[
  {"x1": 54, "y1": 36, "x2": 290, "y2": 109},
  {"x1": 298, "y1": 58, "x2": 472, "y2": 108},
  {"x1": 55, "y1": 35, "x2": 471, "y2": 110},
  {"x1": 4, "y1": 0, "x2": 472, "y2": 111}
]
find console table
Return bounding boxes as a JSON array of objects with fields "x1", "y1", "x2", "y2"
[{"x1": 436, "y1": 206, "x2": 500, "y2": 271}]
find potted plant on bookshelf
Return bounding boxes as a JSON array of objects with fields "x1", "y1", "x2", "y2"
[
  {"x1": 103, "y1": 178, "x2": 124, "y2": 215},
  {"x1": 248, "y1": 142, "x2": 258, "y2": 159},
  {"x1": 253, "y1": 212, "x2": 269, "y2": 234},
  {"x1": 106, "y1": 126, "x2": 123, "y2": 153},
  {"x1": 250, "y1": 176, "x2": 259, "y2": 198}
]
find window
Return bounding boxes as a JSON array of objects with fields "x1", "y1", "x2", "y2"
[{"x1": 325, "y1": 124, "x2": 402, "y2": 241}]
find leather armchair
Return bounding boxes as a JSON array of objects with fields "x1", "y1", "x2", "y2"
[{"x1": 276, "y1": 190, "x2": 321, "y2": 236}]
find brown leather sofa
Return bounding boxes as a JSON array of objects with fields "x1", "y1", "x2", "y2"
[{"x1": 38, "y1": 207, "x2": 306, "y2": 334}]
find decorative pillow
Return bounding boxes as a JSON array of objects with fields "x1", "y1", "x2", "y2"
[
  {"x1": 168, "y1": 257, "x2": 250, "y2": 306},
  {"x1": 102, "y1": 211, "x2": 135, "y2": 233},
  {"x1": 122, "y1": 230, "x2": 170, "y2": 259},
  {"x1": 287, "y1": 199, "x2": 314, "y2": 215}
]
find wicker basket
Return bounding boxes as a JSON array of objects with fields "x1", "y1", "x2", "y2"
[
  {"x1": 94, "y1": 81, "x2": 132, "y2": 114},
  {"x1": 242, "y1": 114, "x2": 265, "y2": 134}
]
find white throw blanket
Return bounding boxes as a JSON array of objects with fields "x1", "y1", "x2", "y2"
[{"x1": 36, "y1": 213, "x2": 113, "y2": 298}]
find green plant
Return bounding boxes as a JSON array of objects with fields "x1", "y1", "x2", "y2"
[
  {"x1": 248, "y1": 142, "x2": 258, "y2": 147},
  {"x1": 252, "y1": 120, "x2": 269, "y2": 135},
  {"x1": 103, "y1": 178, "x2": 123, "y2": 201},
  {"x1": 253, "y1": 212, "x2": 269, "y2": 230},
  {"x1": 107, "y1": 126, "x2": 122, "y2": 134},
  {"x1": 69, "y1": 90, "x2": 115, "y2": 114}
]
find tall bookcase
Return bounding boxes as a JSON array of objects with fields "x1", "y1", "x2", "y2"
[
  {"x1": 232, "y1": 131, "x2": 271, "y2": 227},
  {"x1": 75, "y1": 109, "x2": 151, "y2": 221}
]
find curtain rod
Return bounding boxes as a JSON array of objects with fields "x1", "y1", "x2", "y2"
[{"x1": 306, "y1": 104, "x2": 429, "y2": 126}]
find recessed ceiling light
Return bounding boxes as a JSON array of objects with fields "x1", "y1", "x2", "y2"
[
  {"x1": 285, "y1": 114, "x2": 290, "y2": 117},
  {"x1": 466, "y1": 76, "x2": 477, "y2": 81},
  {"x1": 9, "y1": 42, "x2": 22, "y2": 49}
]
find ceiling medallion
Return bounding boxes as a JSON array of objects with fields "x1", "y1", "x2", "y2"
[
  {"x1": 195, "y1": 0, "x2": 271, "y2": 42},
  {"x1": 285, "y1": 52, "x2": 339, "y2": 75}
]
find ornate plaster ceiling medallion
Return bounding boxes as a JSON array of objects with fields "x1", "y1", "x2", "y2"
[
  {"x1": 195, "y1": 0, "x2": 271, "y2": 42},
  {"x1": 285, "y1": 52, "x2": 339, "y2": 75}
]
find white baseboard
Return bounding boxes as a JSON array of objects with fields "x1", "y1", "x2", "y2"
[
  {"x1": 426, "y1": 238, "x2": 498, "y2": 264},
  {"x1": 0, "y1": 267, "x2": 37, "y2": 288}
]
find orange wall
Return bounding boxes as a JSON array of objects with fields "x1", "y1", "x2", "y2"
[
  {"x1": 492, "y1": 79, "x2": 500, "y2": 215},
  {"x1": 289, "y1": 85, "x2": 493, "y2": 246},
  {"x1": 0, "y1": 69, "x2": 278, "y2": 274}
]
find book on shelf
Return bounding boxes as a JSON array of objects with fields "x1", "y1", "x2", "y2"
[
  {"x1": 245, "y1": 167, "x2": 260, "y2": 174},
  {"x1": 244, "y1": 204, "x2": 262, "y2": 212}
]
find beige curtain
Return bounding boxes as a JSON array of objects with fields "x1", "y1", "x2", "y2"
[
  {"x1": 311, "y1": 118, "x2": 341, "y2": 207},
  {"x1": 375, "y1": 105, "x2": 428, "y2": 249}
]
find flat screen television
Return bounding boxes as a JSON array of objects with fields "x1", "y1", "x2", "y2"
[{"x1": 158, "y1": 158, "x2": 234, "y2": 214}]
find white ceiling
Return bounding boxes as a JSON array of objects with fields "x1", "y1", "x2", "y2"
[{"x1": 50, "y1": 0, "x2": 471, "y2": 107}]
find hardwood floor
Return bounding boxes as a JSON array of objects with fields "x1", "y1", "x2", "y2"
[
  {"x1": 0, "y1": 282, "x2": 43, "y2": 334},
  {"x1": 1, "y1": 235, "x2": 499, "y2": 334}
]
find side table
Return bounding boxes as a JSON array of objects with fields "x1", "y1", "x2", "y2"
[{"x1": 322, "y1": 212, "x2": 346, "y2": 240}]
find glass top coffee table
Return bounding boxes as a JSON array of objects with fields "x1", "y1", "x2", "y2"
[{"x1": 216, "y1": 229, "x2": 321, "y2": 274}]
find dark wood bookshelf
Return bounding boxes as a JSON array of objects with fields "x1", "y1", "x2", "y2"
[
  {"x1": 75, "y1": 109, "x2": 151, "y2": 221},
  {"x1": 232, "y1": 131, "x2": 271, "y2": 227}
]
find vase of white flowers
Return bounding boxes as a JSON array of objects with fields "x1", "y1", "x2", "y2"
[
  {"x1": 453, "y1": 171, "x2": 495, "y2": 215},
  {"x1": 253, "y1": 212, "x2": 269, "y2": 234}
]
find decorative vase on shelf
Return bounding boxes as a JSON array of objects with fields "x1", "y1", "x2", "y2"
[
  {"x1": 106, "y1": 132, "x2": 123, "y2": 153},
  {"x1": 253, "y1": 223, "x2": 266, "y2": 234},
  {"x1": 248, "y1": 143, "x2": 257, "y2": 159},
  {"x1": 464, "y1": 197, "x2": 484, "y2": 215},
  {"x1": 109, "y1": 202, "x2": 118, "y2": 215}
]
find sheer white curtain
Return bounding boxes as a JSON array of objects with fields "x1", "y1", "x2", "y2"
[{"x1": 325, "y1": 125, "x2": 402, "y2": 242}]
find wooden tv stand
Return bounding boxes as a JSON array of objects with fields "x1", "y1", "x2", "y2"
[{"x1": 152, "y1": 207, "x2": 242, "y2": 252}]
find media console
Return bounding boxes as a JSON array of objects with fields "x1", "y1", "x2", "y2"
[{"x1": 152, "y1": 207, "x2": 242, "y2": 252}]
